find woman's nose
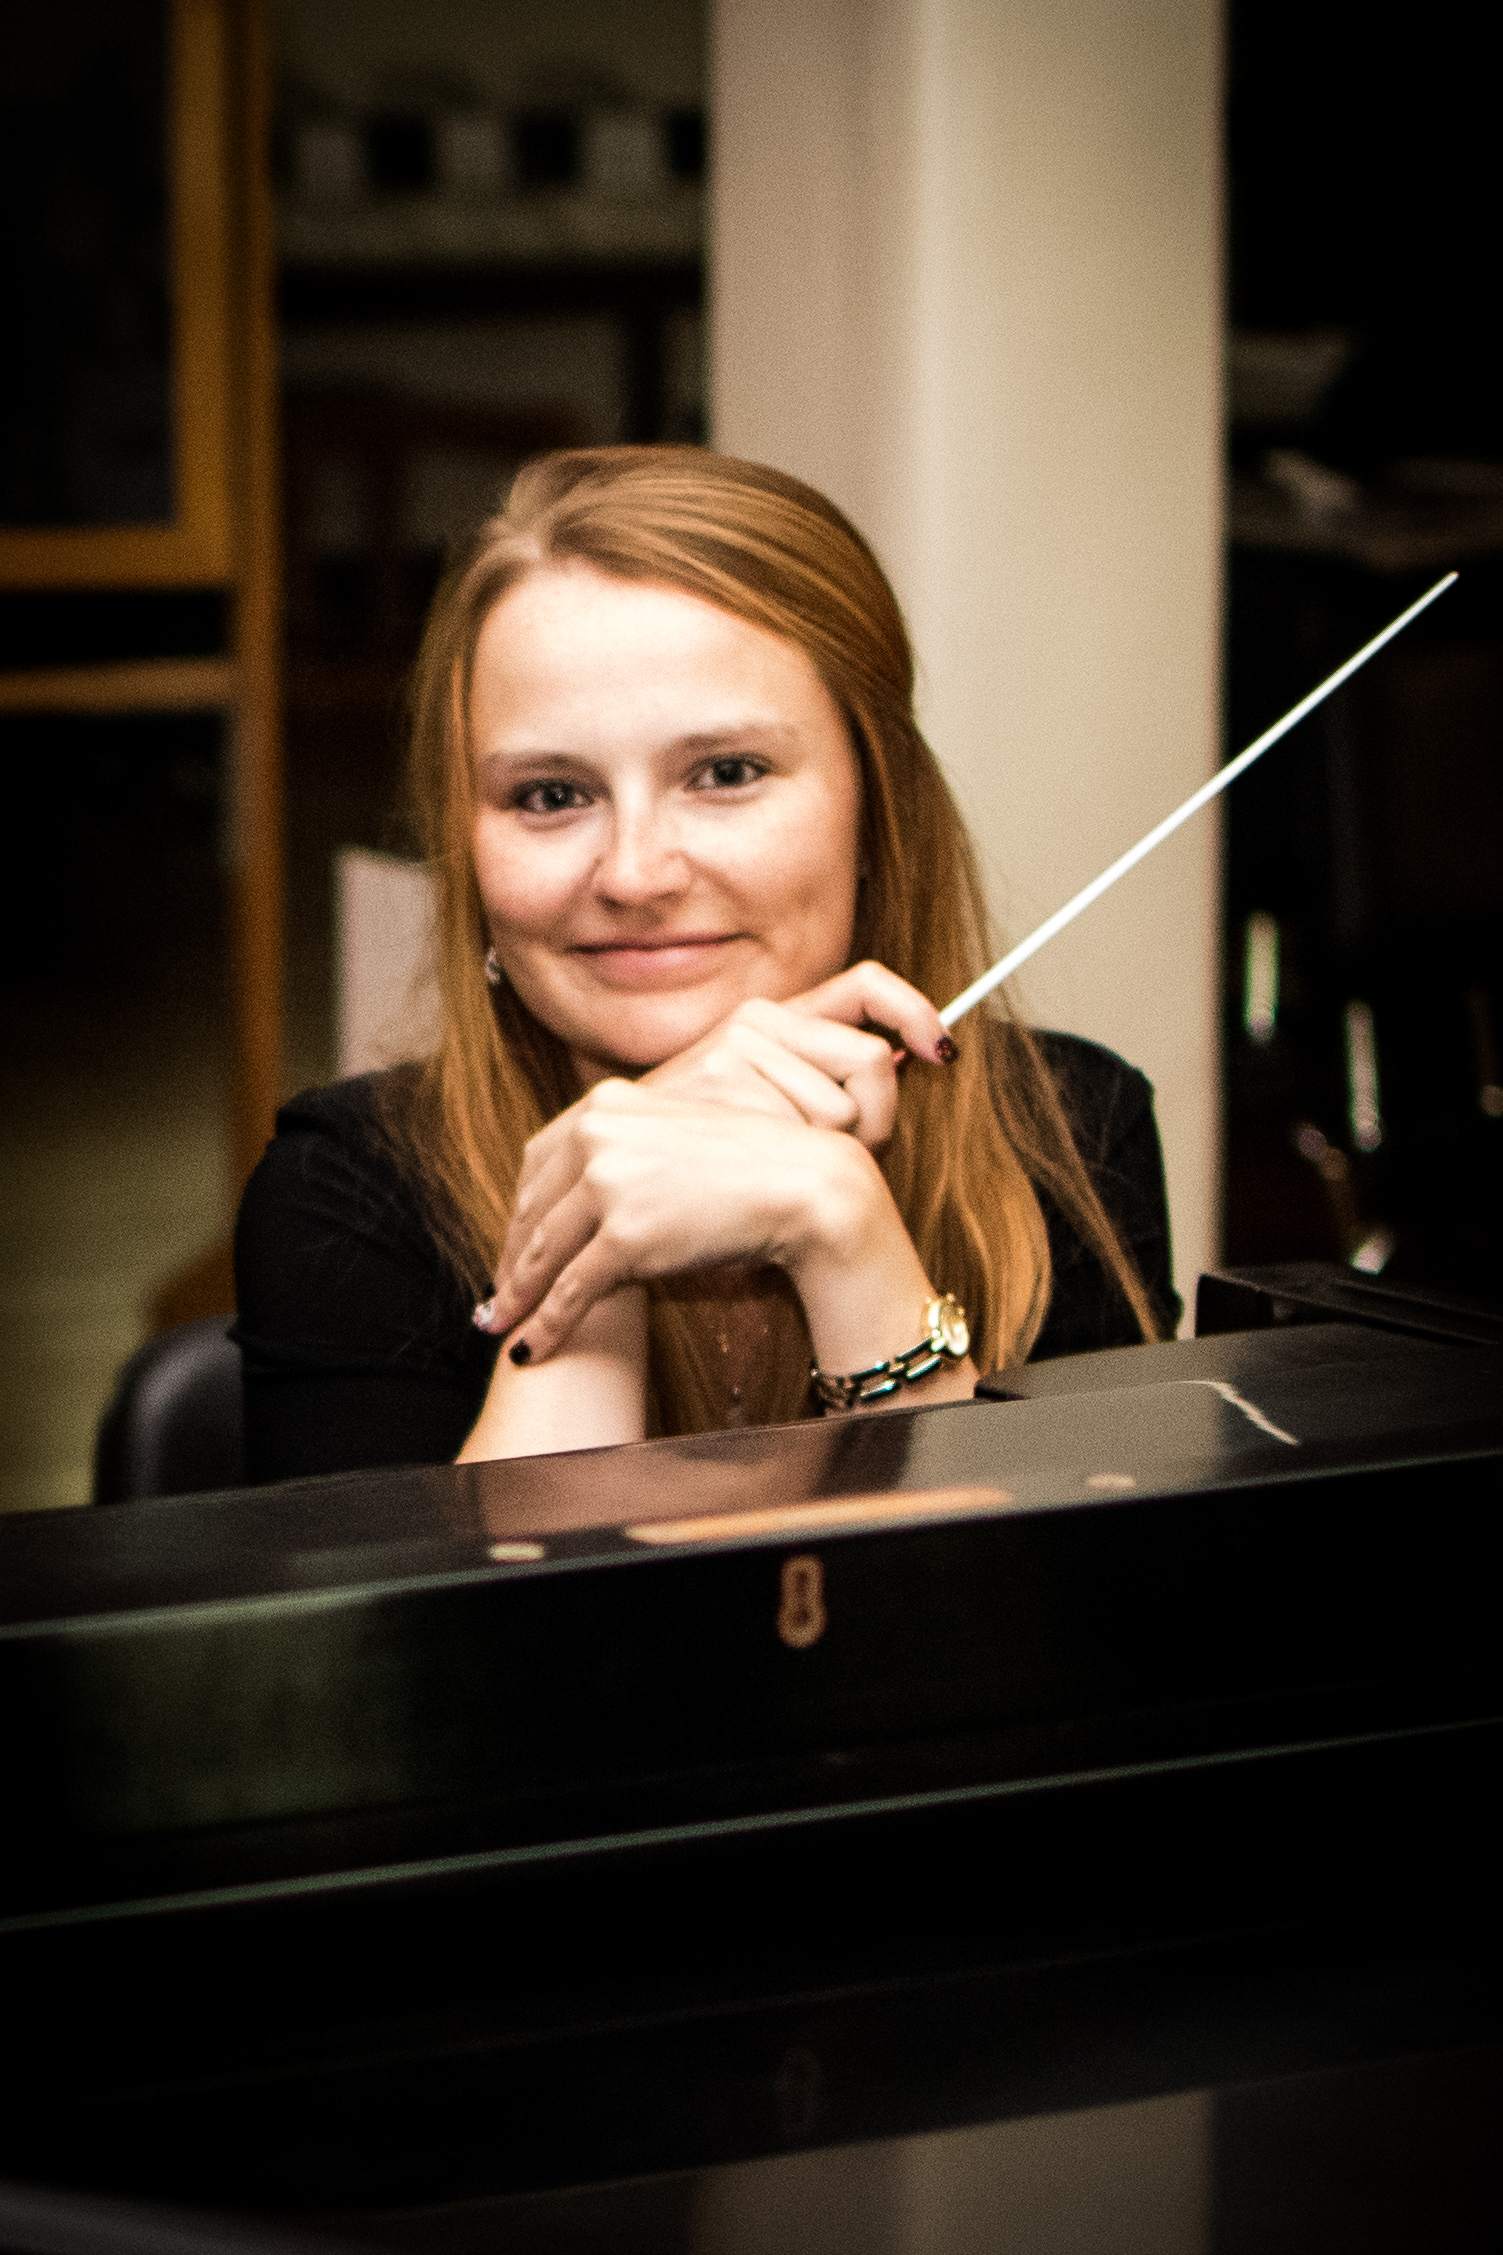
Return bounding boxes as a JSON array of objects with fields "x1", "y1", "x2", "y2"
[{"x1": 593, "y1": 806, "x2": 687, "y2": 904}]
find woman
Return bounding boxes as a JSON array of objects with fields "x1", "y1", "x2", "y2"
[{"x1": 235, "y1": 448, "x2": 1178, "y2": 1479}]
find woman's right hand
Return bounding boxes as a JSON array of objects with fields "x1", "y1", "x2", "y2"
[
  {"x1": 473, "y1": 1071, "x2": 970, "y2": 1403},
  {"x1": 640, "y1": 959, "x2": 956, "y2": 1150}
]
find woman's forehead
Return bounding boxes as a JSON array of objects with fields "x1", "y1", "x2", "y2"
[
  {"x1": 476, "y1": 561, "x2": 768, "y2": 651},
  {"x1": 469, "y1": 567, "x2": 838, "y2": 735}
]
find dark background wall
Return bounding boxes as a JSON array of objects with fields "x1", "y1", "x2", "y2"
[{"x1": 1221, "y1": 0, "x2": 1502, "y2": 1294}]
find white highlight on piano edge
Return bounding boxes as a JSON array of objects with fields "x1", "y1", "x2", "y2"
[{"x1": 1180, "y1": 1379, "x2": 1301, "y2": 1447}]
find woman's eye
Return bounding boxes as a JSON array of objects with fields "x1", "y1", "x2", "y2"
[
  {"x1": 517, "y1": 780, "x2": 588, "y2": 815},
  {"x1": 696, "y1": 756, "x2": 764, "y2": 791}
]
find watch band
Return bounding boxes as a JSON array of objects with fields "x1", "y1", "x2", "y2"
[{"x1": 809, "y1": 1294, "x2": 970, "y2": 1412}]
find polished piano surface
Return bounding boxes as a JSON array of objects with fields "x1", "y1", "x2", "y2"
[{"x1": 1, "y1": 1283, "x2": 1500, "y2": 2246}]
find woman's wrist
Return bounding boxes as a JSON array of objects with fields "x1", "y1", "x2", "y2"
[{"x1": 780, "y1": 1138, "x2": 975, "y2": 1400}]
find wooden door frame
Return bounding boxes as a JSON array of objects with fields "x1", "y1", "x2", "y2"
[
  {"x1": 1, "y1": 0, "x2": 283, "y2": 1312},
  {"x1": 0, "y1": 0, "x2": 236, "y2": 589}
]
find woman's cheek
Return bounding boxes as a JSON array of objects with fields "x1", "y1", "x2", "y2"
[{"x1": 477, "y1": 830, "x2": 580, "y2": 940}]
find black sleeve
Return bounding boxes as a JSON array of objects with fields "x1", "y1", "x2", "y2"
[
  {"x1": 232, "y1": 1077, "x2": 498, "y2": 1482},
  {"x1": 1028, "y1": 1034, "x2": 1183, "y2": 1361}
]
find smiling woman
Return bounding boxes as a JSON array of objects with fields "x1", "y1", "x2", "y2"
[
  {"x1": 233, "y1": 448, "x2": 1179, "y2": 1478},
  {"x1": 468, "y1": 568, "x2": 864, "y2": 1076}
]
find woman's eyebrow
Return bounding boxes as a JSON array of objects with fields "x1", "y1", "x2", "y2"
[
  {"x1": 671, "y1": 723, "x2": 797, "y2": 754},
  {"x1": 474, "y1": 746, "x2": 587, "y2": 784}
]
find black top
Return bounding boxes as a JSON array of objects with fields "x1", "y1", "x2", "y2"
[{"x1": 233, "y1": 1034, "x2": 1180, "y2": 1483}]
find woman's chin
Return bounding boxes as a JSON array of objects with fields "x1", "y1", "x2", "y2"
[
  {"x1": 558, "y1": 1014, "x2": 680, "y2": 1073},
  {"x1": 565, "y1": 1000, "x2": 723, "y2": 1081}
]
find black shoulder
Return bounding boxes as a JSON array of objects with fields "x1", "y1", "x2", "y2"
[
  {"x1": 1030, "y1": 1030, "x2": 1156, "y2": 1165},
  {"x1": 266, "y1": 1065, "x2": 417, "y2": 1161},
  {"x1": 236, "y1": 1071, "x2": 423, "y2": 1270},
  {"x1": 232, "y1": 1066, "x2": 470, "y2": 1374},
  {"x1": 1024, "y1": 1030, "x2": 1182, "y2": 1357}
]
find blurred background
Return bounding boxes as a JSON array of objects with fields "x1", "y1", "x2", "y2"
[
  {"x1": 1, "y1": 0, "x2": 707, "y2": 1510},
  {"x1": 1, "y1": 0, "x2": 1498, "y2": 1511},
  {"x1": 1221, "y1": 0, "x2": 1502, "y2": 1291}
]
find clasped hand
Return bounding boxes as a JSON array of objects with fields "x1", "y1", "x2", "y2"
[{"x1": 477, "y1": 962, "x2": 955, "y2": 1362}]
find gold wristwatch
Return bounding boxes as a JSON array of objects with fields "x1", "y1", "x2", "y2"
[{"x1": 810, "y1": 1294, "x2": 970, "y2": 1412}]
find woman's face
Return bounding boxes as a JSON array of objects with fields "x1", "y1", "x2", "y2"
[{"x1": 470, "y1": 562, "x2": 863, "y2": 1081}]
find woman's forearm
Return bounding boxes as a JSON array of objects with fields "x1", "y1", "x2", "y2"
[{"x1": 457, "y1": 1285, "x2": 649, "y2": 1461}]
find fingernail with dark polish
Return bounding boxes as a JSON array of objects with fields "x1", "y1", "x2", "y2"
[
  {"x1": 508, "y1": 1339, "x2": 532, "y2": 1366},
  {"x1": 936, "y1": 1036, "x2": 958, "y2": 1064}
]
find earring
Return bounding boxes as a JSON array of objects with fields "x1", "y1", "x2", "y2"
[{"x1": 484, "y1": 948, "x2": 503, "y2": 988}]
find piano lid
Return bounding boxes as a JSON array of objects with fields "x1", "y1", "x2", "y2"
[{"x1": 2, "y1": 1321, "x2": 1499, "y2": 1628}]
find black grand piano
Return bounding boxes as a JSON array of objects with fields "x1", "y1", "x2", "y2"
[{"x1": 2, "y1": 1268, "x2": 1500, "y2": 2249}]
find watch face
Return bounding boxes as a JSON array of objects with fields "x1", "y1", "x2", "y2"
[{"x1": 932, "y1": 1295, "x2": 969, "y2": 1358}]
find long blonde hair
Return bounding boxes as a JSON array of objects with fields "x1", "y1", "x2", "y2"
[{"x1": 390, "y1": 446, "x2": 1158, "y2": 1428}]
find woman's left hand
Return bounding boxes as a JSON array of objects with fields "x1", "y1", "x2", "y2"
[{"x1": 639, "y1": 960, "x2": 956, "y2": 1150}]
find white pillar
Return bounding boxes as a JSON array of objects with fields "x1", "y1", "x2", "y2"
[{"x1": 711, "y1": 0, "x2": 1224, "y2": 1314}]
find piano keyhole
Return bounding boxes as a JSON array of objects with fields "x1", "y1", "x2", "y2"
[{"x1": 777, "y1": 1553, "x2": 827, "y2": 1648}]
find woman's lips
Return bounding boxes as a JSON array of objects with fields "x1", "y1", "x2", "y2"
[{"x1": 572, "y1": 934, "x2": 739, "y2": 985}]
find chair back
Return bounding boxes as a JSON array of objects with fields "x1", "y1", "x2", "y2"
[{"x1": 93, "y1": 1318, "x2": 246, "y2": 1504}]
